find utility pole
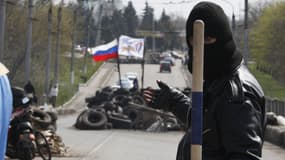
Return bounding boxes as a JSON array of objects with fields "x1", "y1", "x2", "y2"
[
  {"x1": 95, "y1": 4, "x2": 103, "y2": 46},
  {"x1": 83, "y1": 1, "x2": 93, "y2": 74},
  {"x1": 152, "y1": 18, "x2": 155, "y2": 52},
  {"x1": 70, "y1": 9, "x2": 77, "y2": 84},
  {"x1": 54, "y1": 0, "x2": 63, "y2": 86},
  {"x1": 25, "y1": 0, "x2": 33, "y2": 83},
  {"x1": 45, "y1": 1, "x2": 52, "y2": 104},
  {"x1": 220, "y1": 0, "x2": 235, "y2": 37},
  {"x1": 244, "y1": 0, "x2": 249, "y2": 66},
  {"x1": 0, "y1": 0, "x2": 6, "y2": 60}
]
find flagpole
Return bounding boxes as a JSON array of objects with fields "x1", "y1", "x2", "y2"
[
  {"x1": 141, "y1": 36, "x2": 146, "y2": 89},
  {"x1": 141, "y1": 50, "x2": 145, "y2": 89},
  {"x1": 116, "y1": 38, "x2": 122, "y2": 88},
  {"x1": 191, "y1": 20, "x2": 204, "y2": 160}
]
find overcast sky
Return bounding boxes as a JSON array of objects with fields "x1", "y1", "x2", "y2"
[
  {"x1": 121, "y1": 0, "x2": 269, "y2": 20},
  {"x1": 57, "y1": 0, "x2": 281, "y2": 20}
]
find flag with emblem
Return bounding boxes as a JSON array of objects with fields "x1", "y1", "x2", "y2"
[{"x1": 118, "y1": 35, "x2": 144, "y2": 58}]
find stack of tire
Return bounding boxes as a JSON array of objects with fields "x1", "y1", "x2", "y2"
[
  {"x1": 31, "y1": 108, "x2": 58, "y2": 132},
  {"x1": 74, "y1": 86, "x2": 152, "y2": 130},
  {"x1": 74, "y1": 86, "x2": 186, "y2": 131}
]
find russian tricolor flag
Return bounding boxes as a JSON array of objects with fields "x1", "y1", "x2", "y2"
[{"x1": 91, "y1": 39, "x2": 118, "y2": 62}]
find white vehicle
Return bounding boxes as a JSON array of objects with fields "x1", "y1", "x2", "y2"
[
  {"x1": 112, "y1": 77, "x2": 134, "y2": 90},
  {"x1": 123, "y1": 72, "x2": 138, "y2": 83}
]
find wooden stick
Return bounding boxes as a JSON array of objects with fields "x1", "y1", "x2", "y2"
[{"x1": 191, "y1": 20, "x2": 204, "y2": 160}]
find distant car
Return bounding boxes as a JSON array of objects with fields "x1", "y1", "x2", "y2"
[
  {"x1": 159, "y1": 61, "x2": 171, "y2": 73},
  {"x1": 162, "y1": 56, "x2": 175, "y2": 66},
  {"x1": 123, "y1": 72, "x2": 138, "y2": 83},
  {"x1": 113, "y1": 77, "x2": 134, "y2": 90},
  {"x1": 124, "y1": 72, "x2": 139, "y2": 90}
]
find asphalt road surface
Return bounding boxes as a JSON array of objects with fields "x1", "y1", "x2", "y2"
[{"x1": 36, "y1": 61, "x2": 285, "y2": 160}]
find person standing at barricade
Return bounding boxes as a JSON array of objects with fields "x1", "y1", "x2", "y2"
[
  {"x1": 143, "y1": 2, "x2": 266, "y2": 160},
  {"x1": 0, "y1": 63, "x2": 13, "y2": 160},
  {"x1": 133, "y1": 78, "x2": 139, "y2": 91},
  {"x1": 49, "y1": 84, "x2": 58, "y2": 107},
  {"x1": 24, "y1": 80, "x2": 38, "y2": 105}
]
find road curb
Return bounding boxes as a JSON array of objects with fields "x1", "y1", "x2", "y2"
[
  {"x1": 56, "y1": 107, "x2": 77, "y2": 115},
  {"x1": 56, "y1": 63, "x2": 114, "y2": 116},
  {"x1": 282, "y1": 131, "x2": 285, "y2": 148}
]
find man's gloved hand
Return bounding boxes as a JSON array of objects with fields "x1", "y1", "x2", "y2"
[
  {"x1": 143, "y1": 80, "x2": 174, "y2": 110},
  {"x1": 143, "y1": 80, "x2": 192, "y2": 124}
]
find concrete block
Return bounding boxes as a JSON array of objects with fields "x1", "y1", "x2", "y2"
[
  {"x1": 265, "y1": 125, "x2": 285, "y2": 146},
  {"x1": 282, "y1": 131, "x2": 285, "y2": 148}
]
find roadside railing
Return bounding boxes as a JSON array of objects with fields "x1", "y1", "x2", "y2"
[{"x1": 265, "y1": 97, "x2": 285, "y2": 117}]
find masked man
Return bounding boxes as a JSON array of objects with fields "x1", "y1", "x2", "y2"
[{"x1": 143, "y1": 2, "x2": 266, "y2": 160}]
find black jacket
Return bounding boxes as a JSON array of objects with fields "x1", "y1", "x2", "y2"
[{"x1": 169, "y1": 64, "x2": 266, "y2": 160}]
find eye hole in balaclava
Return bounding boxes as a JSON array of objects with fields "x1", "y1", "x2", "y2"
[{"x1": 186, "y1": 2, "x2": 242, "y2": 81}]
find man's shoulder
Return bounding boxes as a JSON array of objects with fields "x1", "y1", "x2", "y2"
[
  {"x1": 223, "y1": 75, "x2": 244, "y2": 104},
  {"x1": 237, "y1": 65, "x2": 265, "y2": 98},
  {"x1": 222, "y1": 66, "x2": 265, "y2": 104}
]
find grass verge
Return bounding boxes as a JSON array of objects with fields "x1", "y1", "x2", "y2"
[
  {"x1": 56, "y1": 57, "x2": 103, "y2": 106},
  {"x1": 248, "y1": 63, "x2": 285, "y2": 100}
]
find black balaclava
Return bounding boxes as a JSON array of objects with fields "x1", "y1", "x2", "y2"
[{"x1": 186, "y1": 2, "x2": 242, "y2": 81}]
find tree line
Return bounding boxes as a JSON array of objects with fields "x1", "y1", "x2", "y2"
[
  {"x1": 0, "y1": 0, "x2": 185, "y2": 105},
  {"x1": 249, "y1": 1, "x2": 285, "y2": 84},
  {"x1": 101, "y1": 1, "x2": 185, "y2": 51},
  {"x1": 3, "y1": 0, "x2": 284, "y2": 104}
]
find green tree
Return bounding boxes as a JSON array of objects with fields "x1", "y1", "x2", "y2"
[
  {"x1": 139, "y1": 2, "x2": 155, "y2": 49},
  {"x1": 111, "y1": 10, "x2": 127, "y2": 38},
  {"x1": 156, "y1": 10, "x2": 183, "y2": 51},
  {"x1": 140, "y1": 2, "x2": 154, "y2": 31},
  {"x1": 250, "y1": 2, "x2": 285, "y2": 82},
  {"x1": 156, "y1": 9, "x2": 171, "y2": 50},
  {"x1": 101, "y1": 16, "x2": 113, "y2": 42},
  {"x1": 123, "y1": 1, "x2": 138, "y2": 37}
]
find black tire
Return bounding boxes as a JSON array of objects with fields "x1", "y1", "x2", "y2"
[
  {"x1": 94, "y1": 107, "x2": 106, "y2": 113},
  {"x1": 97, "y1": 91, "x2": 111, "y2": 101},
  {"x1": 74, "y1": 110, "x2": 88, "y2": 129},
  {"x1": 112, "y1": 94, "x2": 126, "y2": 102},
  {"x1": 125, "y1": 108, "x2": 144, "y2": 129},
  {"x1": 82, "y1": 110, "x2": 107, "y2": 129},
  {"x1": 125, "y1": 109, "x2": 139, "y2": 121},
  {"x1": 47, "y1": 111, "x2": 58, "y2": 131},
  {"x1": 21, "y1": 148, "x2": 34, "y2": 160},
  {"x1": 131, "y1": 95, "x2": 145, "y2": 105},
  {"x1": 112, "y1": 95, "x2": 130, "y2": 107},
  {"x1": 16, "y1": 139, "x2": 35, "y2": 160},
  {"x1": 90, "y1": 103, "x2": 105, "y2": 110},
  {"x1": 85, "y1": 96, "x2": 96, "y2": 103},
  {"x1": 47, "y1": 111, "x2": 58, "y2": 121},
  {"x1": 103, "y1": 102, "x2": 117, "y2": 112},
  {"x1": 46, "y1": 124, "x2": 57, "y2": 132},
  {"x1": 164, "y1": 118, "x2": 181, "y2": 131},
  {"x1": 112, "y1": 88, "x2": 129, "y2": 96},
  {"x1": 102, "y1": 86, "x2": 113, "y2": 93},
  {"x1": 35, "y1": 131, "x2": 51, "y2": 160},
  {"x1": 31, "y1": 108, "x2": 52, "y2": 127},
  {"x1": 108, "y1": 115, "x2": 132, "y2": 129}
]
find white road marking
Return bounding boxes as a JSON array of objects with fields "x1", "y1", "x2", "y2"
[{"x1": 81, "y1": 131, "x2": 115, "y2": 160}]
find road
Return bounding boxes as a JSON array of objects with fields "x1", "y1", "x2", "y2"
[{"x1": 41, "y1": 61, "x2": 285, "y2": 160}]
